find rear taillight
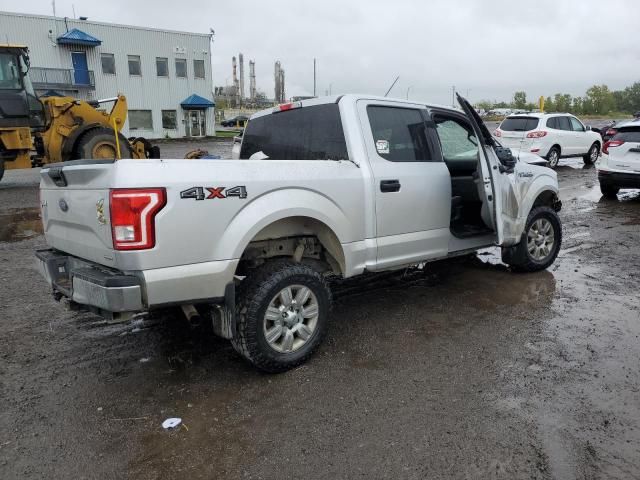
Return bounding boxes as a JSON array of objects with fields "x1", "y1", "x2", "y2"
[
  {"x1": 109, "y1": 188, "x2": 166, "y2": 250},
  {"x1": 494, "y1": 129, "x2": 502, "y2": 137},
  {"x1": 526, "y1": 131, "x2": 548, "y2": 138},
  {"x1": 602, "y1": 140, "x2": 624, "y2": 155}
]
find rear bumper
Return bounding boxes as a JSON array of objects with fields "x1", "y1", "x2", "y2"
[
  {"x1": 598, "y1": 170, "x2": 640, "y2": 189},
  {"x1": 36, "y1": 249, "x2": 143, "y2": 316}
]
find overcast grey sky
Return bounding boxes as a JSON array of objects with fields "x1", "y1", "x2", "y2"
[{"x1": 1, "y1": 0, "x2": 638, "y2": 104}]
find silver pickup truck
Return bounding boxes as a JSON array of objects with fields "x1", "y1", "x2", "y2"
[{"x1": 36, "y1": 94, "x2": 561, "y2": 372}]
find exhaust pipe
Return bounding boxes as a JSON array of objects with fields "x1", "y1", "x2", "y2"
[{"x1": 181, "y1": 304, "x2": 202, "y2": 327}]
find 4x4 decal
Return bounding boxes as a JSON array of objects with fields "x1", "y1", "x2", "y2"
[{"x1": 180, "y1": 186, "x2": 247, "y2": 200}]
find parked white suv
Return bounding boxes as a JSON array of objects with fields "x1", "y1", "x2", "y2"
[
  {"x1": 597, "y1": 119, "x2": 640, "y2": 197},
  {"x1": 495, "y1": 113, "x2": 602, "y2": 168}
]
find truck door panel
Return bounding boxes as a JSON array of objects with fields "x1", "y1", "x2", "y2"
[{"x1": 357, "y1": 100, "x2": 451, "y2": 269}]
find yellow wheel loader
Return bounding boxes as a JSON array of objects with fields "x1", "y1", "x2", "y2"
[{"x1": 0, "y1": 45, "x2": 158, "y2": 182}]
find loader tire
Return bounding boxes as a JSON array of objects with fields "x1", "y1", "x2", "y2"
[
  {"x1": 73, "y1": 128, "x2": 132, "y2": 160},
  {"x1": 231, "y1": 260, "x2": 332, "y2": 373}
]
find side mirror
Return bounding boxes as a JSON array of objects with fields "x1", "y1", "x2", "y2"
[
  {"x1": 585, "y1": 125, "x2": 591, "y2": 132},
  {"x1": 495, "y1": 146, "x2": 516, "y2": 172}
]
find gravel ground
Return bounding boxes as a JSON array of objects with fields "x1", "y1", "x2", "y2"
[{"x1": 1, "y1": 143, "x2": 640, "y2": 479}]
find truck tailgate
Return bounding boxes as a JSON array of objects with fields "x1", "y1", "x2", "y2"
[{"x1": 40, "y1": 161, "x2": 116, "y2": 267}]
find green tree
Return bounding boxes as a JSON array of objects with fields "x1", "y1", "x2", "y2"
[
  {"x1": 544, "y1": 96, "x2": 554, "y2": 112},
  {"x1": 586, "y1": 85, "x2": 615, "y2": 114},
  {"x1": 553, "y1": 93, "x2": 572, "y2": 113},
  {"x1": 475, "y1": 100, "x2": 493, "y2": 112},
  {"x1": 513, "y1": 91, "x2": 527, "y2": 109},
  {"x1": 624, "y1": 82, "x2": 640, "y2": 112},
  {"x1": 572, "y1": 96, "x2": 584, "y2": 115}
]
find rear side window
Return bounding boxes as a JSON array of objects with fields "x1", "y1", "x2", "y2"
[
  {"x1": 546, "y1": 117, "x2": 557, "y2": 129},
  {"x1": 614, "y1": 127, "x2": 640, "y2": 142},
  {"x1": 500, "y1": 117, "x2": 539, "y2": 132},
  {"x1": 556, "y1": 116, "x2": 572, "y2": 131},
  {"x1": 367, "y1": 106, "x2": 432, "y2": 162},
  {"x1": 239, "y1": 104, "x2": 348, "y2": 160}
]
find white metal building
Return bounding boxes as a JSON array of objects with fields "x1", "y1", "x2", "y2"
[{"x1": 0, "y1": 10, "x2": 216, "y2": 138}]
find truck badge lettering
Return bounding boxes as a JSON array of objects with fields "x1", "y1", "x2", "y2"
[{"x1": 180, "y1": 186, "x2": 247, "y2": 201}]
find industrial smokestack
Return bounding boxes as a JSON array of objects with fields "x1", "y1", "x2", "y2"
[
  {"x1": 274, "y1": 61, "x2": 285, "y2": 103},
  {"x1": 249, "y1": 60, "x2": 256, "y2": 102},
  {"x1": 239, "y1": 53, "x2": 245, "y2": 101}
]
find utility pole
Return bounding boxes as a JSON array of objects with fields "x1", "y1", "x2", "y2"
[
  {"x1": 313, "y1": 58, "x2": 316, "y2": 97},
  {"x1": 406, "y1": 85, "x2": 413, "y2": 100}
]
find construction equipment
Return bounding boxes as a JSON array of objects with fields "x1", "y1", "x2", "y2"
[{"x1": 0, "y1": 45, "x2": 159, "y2": 182}]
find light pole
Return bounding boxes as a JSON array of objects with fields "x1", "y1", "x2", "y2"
[{"x1": 406, "y1": 85, "x2": 413, "y2": 100}]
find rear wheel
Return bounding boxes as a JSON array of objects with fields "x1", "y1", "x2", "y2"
[
  {"x1": 546, "y1": 147, "x2": 560, "y2": 169},
  {"x1": 231, "y1": 261, "x2": 332, "y2": 373},
  {"x1": 583, "y1": 143, "x2": 599, "y2": 165},
  {"x1": 506, "y1": 206, "x2": 562, "y2": 272},
  {"x1": 73, "y1": 128, "x2": 132, "y2": 160},
  {"x1": 599, "y1": 182, "x2": 619, "y2": 198}
]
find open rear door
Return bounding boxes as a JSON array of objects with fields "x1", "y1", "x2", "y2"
[{"x1": 456, "y1": 94, "x2": 521, "y2": 245}]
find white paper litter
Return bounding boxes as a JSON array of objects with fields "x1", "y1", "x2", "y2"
[{"x1": 162, "y1": 417, "x2": 182, "y2": 429}]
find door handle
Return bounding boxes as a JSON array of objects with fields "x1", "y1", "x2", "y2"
[{"x1": 380, "y1": 179, "x2": 401, "y2": 192}]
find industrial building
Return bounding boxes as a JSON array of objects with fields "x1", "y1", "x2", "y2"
[{"x1": 0, "y1": 10, "x2": 215, "y2": 138}]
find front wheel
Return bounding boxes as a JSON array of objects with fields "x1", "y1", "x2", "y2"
[
  {"x1": 505, "y1": 207, "x2": 562, "y2": 272},
  {"x1": 231, "y1": 261, "x2": 332, "y2": 373},
  {"x1": 583, "y1": 143, "x2": 599, "y2": 165}
]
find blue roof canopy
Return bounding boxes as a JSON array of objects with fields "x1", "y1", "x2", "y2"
[
  {"x1": 181, "y1": 94, "x2": 215, "y2": 109},
  {"x1": 57, "y1": 28, "x2": 101, "y2": 46}
]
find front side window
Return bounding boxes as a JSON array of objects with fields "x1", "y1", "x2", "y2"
[
  {"x1": 193, "y1": 59, "x2": 205, "y2": 79},
  {"x1": 434, "y1": 116, "x2": 479, "y2": 162},
  {"x1": 366, "y1": 106, "x2": 432, "y2": 162},
  {"x1": 569, "y1": 116, "x2": 585, "y2": 132},
  {"x1": 240, "y1": 103, "x2": 348, "y2": 160},
  {"x1": 101, "y1": 53, "x2": 115, "y2": 75},
  {"x1": 175, "y1": 58, "x2": 187, "y2": 78},
  {"x1": 156, "y1": 57, "x2": 168, "y2": 77},
  {"x1": 162, "y1": 110, "x2": 177, "y2": 129},
  {"x1": 128, "y1": 110, "x2": 153, "y2": 130},
  {"x1": 0, "y1": 53, "x2": 22, "y2": 89},
  {"x1": 128, "y1": 55, "x2": 141, "y2": 76}
]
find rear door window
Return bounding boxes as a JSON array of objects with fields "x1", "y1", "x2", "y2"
[
  {"x1": 556, "y1": 116, "x2": 572, "y2": 131},
  {"x1": 546, "y1": 117, "x2": 558, "y2": 129},
  {"x1": 239, "y1": 103, "x2": 349, "y2": 160},
  {"x1": 500, "y1": 117, "x2": 539, "y2": 132},
  {"x1": 569, "y1": 117, "x2": 585, "y2": 132},
  {"x1": 366, "y1": 106, "x2": 432, "y2": 162}
]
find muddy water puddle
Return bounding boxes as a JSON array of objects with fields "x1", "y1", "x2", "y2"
[{"x1": 0, "y1": 207, "x2": 42, "y2": 242}]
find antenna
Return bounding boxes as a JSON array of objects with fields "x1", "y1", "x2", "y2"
[{"x1": 384, "y1": 76, "x2": 400, "y2": 97}]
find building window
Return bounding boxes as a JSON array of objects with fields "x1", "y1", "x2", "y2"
[
  {"x1": 128, "y1": 55, "x2": 141, "y2": 76},
  {"x1": 156, "y1": 57, "x2": 168, "y2": 77},
  {"x1": 162, "y1": 110, "x2": 177, "y2": 129},
  {"x1": 101, "y1": 53, "x2": 115, "y2": 74},
  {"x1": 175, "y1": 58, "x2": 187, "y2": 78},
  {"x1": 129, "y1": 110, "x2": 153, "y2": 130},
  {"x1": 193, "y1": 59, "x2": 205, "y2": 79}
]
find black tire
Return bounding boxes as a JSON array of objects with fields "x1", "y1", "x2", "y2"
[
  {"x1": 583, "y1": 143, "x2": 599, "y2": 165},
  {"x1": 546, "y1": 146, "x2": 561, "y2": 169},
  {"x1": 506, "y1": 206, "x2": 562, "y2": 272},
  {"x1": 0, "y1": 159, "x2": 4, "y2": 182},
  {"x1": 231, "y1": 261, "x2": 332, "y2": 373},
  {"x1": 73, "y1": 128, "x2": 132, "y2": 160},
  {"x1": 599, "y1": 182, "x2": 619, "y2": 198}
]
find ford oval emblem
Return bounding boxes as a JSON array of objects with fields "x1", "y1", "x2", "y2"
[{"x1": 58, "y1": 198, "x2": 69, "y2": 212}]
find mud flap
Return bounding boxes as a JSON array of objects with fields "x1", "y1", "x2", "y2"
[
  {"x1": 501, "y1": 241, "x2": 527, "y2": 266},
  {"x1": 211, "y1": 283, "x2": 236, "y2": 339}
]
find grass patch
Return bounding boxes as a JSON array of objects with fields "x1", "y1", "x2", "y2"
[{"x1": 215, "y1": 130, "x2": 241, "y2": 138}]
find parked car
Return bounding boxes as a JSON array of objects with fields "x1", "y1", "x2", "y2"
[
  {"x1": 597, "y1": 119, "x2": 640, "y2": 197},
  {"x1": 494, "y1": 113, "x2": 602, "y2": 168},
  {"x1": 221, "y1": 115, "x2": 248, "y2": 127},
  {"x1": 36, "y1": 94, "x2": 562, "y2": 372}
]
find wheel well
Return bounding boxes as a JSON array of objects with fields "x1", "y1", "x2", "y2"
[
  {"x1": 549, "y1": 144, "x2": 561, "y2": 157},
  {"x1": 237, "y1": 217, "x2": 346, "y2": 277},
  {"x1": 532, "y1": 190, "x2": 560, "y2": 211}
]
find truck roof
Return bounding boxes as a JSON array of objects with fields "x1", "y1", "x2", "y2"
[{"x1": 250, "y1": 94, "x2": 462, "y2": 120}]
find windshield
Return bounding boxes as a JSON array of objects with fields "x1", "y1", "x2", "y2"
[{"x1": 0, "y1": 52, "x2": 23, "y2": 90}]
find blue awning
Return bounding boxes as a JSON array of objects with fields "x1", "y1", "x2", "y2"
[
  {"x1": 57, "y1": 28, "x2": 101, "y2": 47},
  {"x1": 180, "y1": 94, "x2": 215, "y2": 109}
]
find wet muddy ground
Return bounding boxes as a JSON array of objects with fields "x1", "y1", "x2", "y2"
[{"x1": 1, "y1": 149, "x2": 639, "y2": 479}]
